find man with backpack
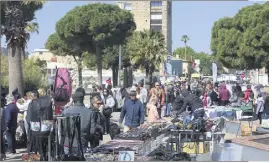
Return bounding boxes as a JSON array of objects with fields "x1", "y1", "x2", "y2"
[{"x1": 63, "y1": 89, "x2": 98, "y2": 151}]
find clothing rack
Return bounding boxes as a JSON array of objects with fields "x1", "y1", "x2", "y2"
[{"x1": 53, "y1": 113, "x2": 81, "y2": 161}]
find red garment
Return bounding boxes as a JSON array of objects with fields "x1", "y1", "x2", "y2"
[
  {"x1": 203, "y1": 94, "x2": 208, "y2": 107},
  {"x1": 244, "y1": 89, "x2": 252, "y2": 101},
  {"x1": 219, "y1": 85, "x2": 230, "y2": 101},
  {"x1": 55, "y1": 106, "x2": 61, "y2": 115},
  {"x1": 106, "y1": 79, "x2": 112, "y2": 85}
]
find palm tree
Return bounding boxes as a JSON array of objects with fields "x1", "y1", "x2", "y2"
[
  {"x1": 1, "y1": 1, "x2": 43, "y2": 95},
  {"x1": 181, "y1": 35, "x2": 190, "y2": 60},
  {"x1": 127, "y1": 30, "x2": 168, "y2": 83}
]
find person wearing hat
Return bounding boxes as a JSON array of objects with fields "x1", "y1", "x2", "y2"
[
  {"x1": 5, "y1": 94, "x2": 18, "y2": 154},
  {"x1": 62, "y1": 89, "x2": 95, "y2": 151},
  {"x1": 119, "y1": 87, "x2": 145, "y2": 132}
]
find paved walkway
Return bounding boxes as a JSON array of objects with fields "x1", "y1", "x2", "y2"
[{"x1": 3, "y1": 112, "x2": 121, "y2": 162}]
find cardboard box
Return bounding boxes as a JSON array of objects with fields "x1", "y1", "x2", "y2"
[
  {"x1": 183, "y1": 142, "x2": 210, "y2": 154},
  {"x1": 241, "y1": 123, "x2": 252, "y2": 136}
]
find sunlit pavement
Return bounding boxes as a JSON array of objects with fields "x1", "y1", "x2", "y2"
[{"x1": 3, "y1": 111, "x2": 121, "y2": 162}]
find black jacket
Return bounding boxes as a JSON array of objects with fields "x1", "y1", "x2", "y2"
[
  {"x1": 26, "y1": 96, "x2": 53, "y2": 123},
  {"x1": 166, "y1": 89, "x2": 175, "y2": 103},
  {"x1": 172, "y1": 95, "x2": 184, "y2": 111},
  {"x1": 210, "y1": 91, "x2": 219, "y2": 103},
  {"x1": 177, "y1": 90, "x2": 203, "y2": 115},
  {"x1": 5, "y1": 103, "x2": 18, "y2": 130},
  {"x1": 63, "y1": 103, "x2": 94, "y2": 148}
]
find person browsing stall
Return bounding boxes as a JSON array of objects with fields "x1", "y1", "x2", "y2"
[{"x1": 119, "y1": 87, "x2": 145, "y2": 133}]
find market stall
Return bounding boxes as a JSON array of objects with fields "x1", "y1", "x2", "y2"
[
  {"x1": 205, "y1": 104, "x2": 253, "y2": 120},
  {"x1": 84, "y1": 115, "x2": 227, "y2": 162}
]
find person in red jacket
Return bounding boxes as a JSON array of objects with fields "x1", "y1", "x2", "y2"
[
  {"x1": 244, "y1": 85, "x2": 254, "y2": 102},
  {"x1": 219, "y1": 85, "x2": 230, "y2": 106}
]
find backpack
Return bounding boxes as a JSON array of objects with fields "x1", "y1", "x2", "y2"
[
  {"x1": 109, "y1": 123, "x2": 121, "y2": 140},
  {"x1": 29, "y1": 97, "x2": 54, "y2": 137},
  {"x1": 54, "y1": 68, "x2": 72, "y2": 106},
  {"x1": 59, "y1": 115, "x2": 85, "y2": 161}
]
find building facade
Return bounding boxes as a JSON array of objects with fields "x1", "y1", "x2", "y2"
[
  {"x1": 116, "y1": 1, "x2": 172, "y2": 54},
  {"x1": 28, "y1": 49, "x2": 77, "y2": 77}
]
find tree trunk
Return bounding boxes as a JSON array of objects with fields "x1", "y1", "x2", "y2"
[
  {"x1": 129, "y1": 67, "x2": 133, "y2": 87},
  {"x1": 148, "y1": 71, "x2": 153, "y2": 86},
  {"x1": 112, "y1": 66, "x2": 118, "y2": 87},
  {"x1": 77, "y1": 60, "x2": 83, "y2": 88},
  {"x1": 0, "y1": 36, "x2": 2, "y2": 107},
  {"x1": 96, "y1": 45, "x2": 103, "y2": 86},
  {"x1": 8, "y1": 45, "x2": 24, "y2": 95}
]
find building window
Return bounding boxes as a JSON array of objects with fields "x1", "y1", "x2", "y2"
[
  {"x1": 124, "y1": 3, "x2": 131, "y2": 11},
  {"x1": 39, "y1": 52, "x2": 43, "y2": 55},
  {"x1": 151, "y1": 25, "x2": 162, "y2": 33},
  {"x1": 151, "y1": 12, "x2": 162, "y2": 20},
  {"x1": 151, "y1": 19, "x2": 162, "y2": 24},
  {"x1": 150, "y1": 1, "x2": 162, "y2": 8}
]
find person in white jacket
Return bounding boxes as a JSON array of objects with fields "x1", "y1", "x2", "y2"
[{"x1": 16, "y1": 92, "x2": 31, "y2": 138}]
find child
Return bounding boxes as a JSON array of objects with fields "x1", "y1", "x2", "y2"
[{"x1": 255, "y1": 94, "x2": 265, "y2": 125}]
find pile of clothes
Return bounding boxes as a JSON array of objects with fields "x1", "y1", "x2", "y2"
[
  {"x1": 149, "y1": 145, "x2": 191, "y2": 161},
  {"x1": 116, "y1": 128, "x2": 151, "y2": 141},
  {"x1": 168, "y1": 116, "x2": 217, "y2": 133}
]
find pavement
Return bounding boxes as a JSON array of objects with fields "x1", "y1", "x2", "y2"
[{"x1": 3, "y1": 111, "x2": 121, "y2": 162}]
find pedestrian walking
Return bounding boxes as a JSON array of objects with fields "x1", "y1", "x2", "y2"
[
  {"x1": 102, "y1": 89, "x2": 115, "y2": 134},
  {"x1": 119, "y1": 88, "x2": 145, "y2": 132},
  {"x1": 89, "y1": 96, "x2": 104, "y2": 148},
  {"x1": 5, "y1": 94, "x2": 18, "y2": 154},
  {"x1": 149, "y1": 82, "x2": 165, "y2": 118}
]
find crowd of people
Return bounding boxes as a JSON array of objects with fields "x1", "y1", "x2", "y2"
[{"x1": 0, "y1": 78, "x2": 269, "y2": 161}]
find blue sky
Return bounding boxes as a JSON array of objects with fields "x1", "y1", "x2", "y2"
[{"x1": 1, "y1": 1, "x2": 264, "y2": 54}]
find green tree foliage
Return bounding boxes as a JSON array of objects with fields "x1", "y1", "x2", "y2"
[
  {"x1": 45, "y1": 33, "x2": 84, "y2": 87},
  {"x1": 126, "y1": 30, "x2": 168, "y2": 82},
  {"x1": 1, "y1": 1, "x2": 44, "y2": 94},
  {"x1": 173, "y1": 46, "x2": 197, "y2": 60},
  {"x1": 1, "y1": 56, "x2": 47, "y2": 91},
  {"x1": 211, "y1": 2, "x2": 268, "y2": 72},
  {"x1": 55, "y1": 3, "x2": 136, "y2": 85}
]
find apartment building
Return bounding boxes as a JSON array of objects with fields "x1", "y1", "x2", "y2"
[
  {"x1": 28, "y1": 48, "x2": 77, "y2": 77},
  {"x1": 116, "y1": 1, "x2": 172, "y2": 54}
]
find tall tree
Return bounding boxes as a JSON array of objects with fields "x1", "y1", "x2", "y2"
[
  {"x1": 55, "y1": 3, "x2": 136, "y2": 85},
  {"x1": 83, "y1": 45, "x2": 130, "y2": 87},
  {"x1": 181, "y1": 35, "x2": 190, "y2": 60},
  {"x1": 1, "y1": 1, "x2": 43, "y2": 94},
  {"x1": 211, "y1": 2, "x2": 268, "y2": 72},
  {"x1": 127, "y1": 30, "x2": 168, "y2": 83},
  {"x1": 173, "y1": 46, "x2": 196, "y2": 61},
  {"x1": 46, "y1": 33, "x2": 84, "y2": 87}
]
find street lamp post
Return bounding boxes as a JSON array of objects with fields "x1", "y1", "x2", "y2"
[{"x1": 118, "y1": 45, "x2": 122, "y2": 87}]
